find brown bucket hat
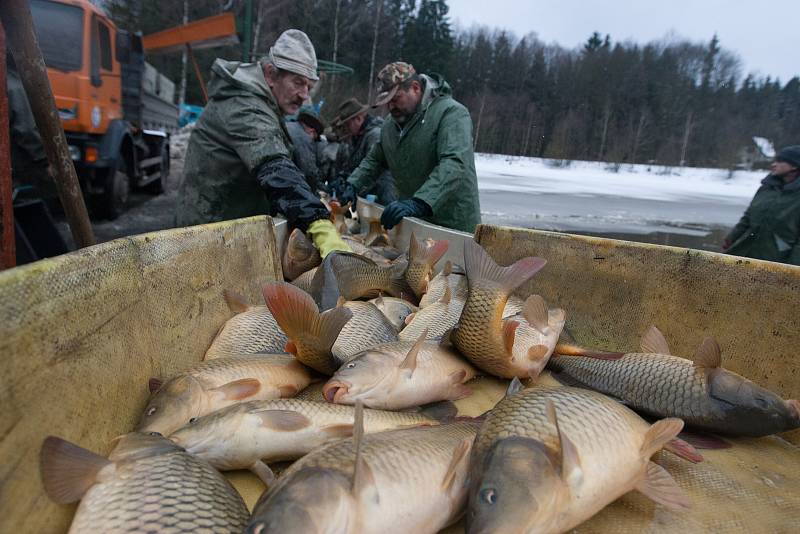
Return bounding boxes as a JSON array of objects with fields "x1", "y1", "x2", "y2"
[
  {"x1": 332, "y1": 98, "x2": 369, "y2": 128},
  {"x1": 372, "y1": 62, "x2": 416, "y2": 106}
]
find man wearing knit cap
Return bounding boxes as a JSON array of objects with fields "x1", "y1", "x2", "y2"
[
  {"x1": 177, "y1": 29, "x2": 350, "y2": 258},
  {"x1": 339, "y1": 62, "x2": 481, "y2": 232},
  {"x1": 724, "y1": 145, "x2": 800, "y2": 264}
]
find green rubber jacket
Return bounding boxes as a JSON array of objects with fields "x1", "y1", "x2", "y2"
[
  {"x1": 726, "y1": 175, "x2": 800, "y2": 265},
  {"x1": 347, "y1": 74, "x2": 481, "y2": 233},
  {"x1": 176, "y1": 59, "x2": 291, "y2": 226}
]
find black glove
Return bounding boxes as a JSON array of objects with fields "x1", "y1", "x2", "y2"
[
  {"x1": 331, "y1": 178, "x2": 357, "y2": 207},
  {"x1": 380, "y1": 198, "x2": 432, "y2": 229}
]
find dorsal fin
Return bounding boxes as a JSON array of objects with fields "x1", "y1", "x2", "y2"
[
  {"x1": 693, "y1": 336, "x2": 721, "y2": 368},
  {"x1": 351, "y1": 401, "x2": 375, "y2": 495},
  {"x1": 545, "y1": 399, "x2": 582, "y2": 486},
  {"x1": 408, "y1": 232, "x2": 422, "y2": 260},
  {"x1": 522, "y1": 294, "x2": 549, "y2": 332},
  {"x1": 400, "y1": 329, "x2": 428, "y2": 375},
  {"x1": 640, "y1": 326, "x2": 671, "y2": 354},
  {"x1": 463, "y1": 239, "x2": 547, "y2": 295},
  {"x1": 374, "y1": 296, "x2": 384, "y2": 307},
  {"x1": 440, "y1": 285, "x2": 452, "y2": 305},
  {"x1": 442, "y1": 261, "x2": 452, "y2": 276},
  {"x1": 222, "y1": 289, "x2": 249, "y2": 313}
]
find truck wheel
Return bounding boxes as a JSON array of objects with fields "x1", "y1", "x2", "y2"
[
  {"x1": 145, "y1": 142, "x2": 169, "y2": 194},
  {"x1": 97, "y1": 159, "x2": 130, "y2": 220}
]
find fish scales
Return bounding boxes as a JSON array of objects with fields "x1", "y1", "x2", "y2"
[
  {"x1": 468, "y1": 385, "x2": 687, "y2": 533},
  {"x1": 453, "y1": 280, "x2": 509, "y2": 370},
  {"x1": 251, "y1": 422, "x2": 480, "y2": 534},
  {"x1": 333, "y1": 302, "x2": 398, "y2": 361},
  {"x1": 549, "y1": 353, "x2": 724, "y2": 425},
  {"x1": 205, "y1": 306, "x2": 288, "y2": 360},
  {"x1": 45, "y1": 435, "x2": 249, "y2": 534},
  {"x1": 399, "y1": 297, "x2": 465, "y2": 341}
]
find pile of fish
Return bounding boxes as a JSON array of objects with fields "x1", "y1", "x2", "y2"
[{"x1": 41, "y1": 212, "x2": 800, "y2": 533}]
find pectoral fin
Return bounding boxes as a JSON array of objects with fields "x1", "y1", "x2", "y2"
[
  {"x1": 250, "y1": 460, "x2": 276, "y2": 486},
  {"x1": 442, "y1": 437, "x2": 473, "y2": 492},
  {"x1": 545, "y1": 400, "x2": 582, "y2": 487},
  {"x1": 213, "y1": 378, "x2": 262, "y2": 401},
  {"x1": 503, "y1": 320, "x2": 519, "y2": 354},
  {"x1": 522, "y1": 295, "x2": 549, "y2": 332},
  {"x1": 255, "y1": 409, "x2": 312, "y2": 431},
  {"x1": 400, "y1": 329, "x2": 428, "y2": 375},
  {"x1": 40, "y1": 436, "x2": 111, "y2": 504},
  {"x1": 635, "y1": 461, "x2": 691, "y2": 511}
]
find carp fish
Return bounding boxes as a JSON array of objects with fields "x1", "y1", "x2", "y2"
[
  {"x1": 169, "y1": 398, "x2": 438, "y2": 484},
  {"x1": 283, "y1": 228, "x2": 322, "y2": 281},
  {"x1": 452, "y1": 240, "x2": 549, "y2": 378},
  {"x1": 369, "y1": 295, "x2": 419, "y2": 331},
  {"x1": 204, "y1": 290, "x2": 289, "y2": 360},
  {"x1": 419, "y1": 261, "x2": 468, "y2": 308},
  {"x1": 548, "y1": 326, "x2": 800, "y2": 437},
  {"x1": 323, "y1": 330, "x2": 477, "y2": 410},
  {"x1": 405, "y1": 233, "x2": 449, "y2": 298},
  {"x1": 40, "y1": 433, "x2": 248, "y2": 533},
  {"x1": 137, "y1": 354, "x2": 312, "y2": 436},
  {"x1": 467, "y1": 383, "x2": 692, "y2": 534},
  {"x1": 245, "y1": 406, "x2": 479, "y2": 534}
]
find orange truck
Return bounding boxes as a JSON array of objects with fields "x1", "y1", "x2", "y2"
[{"x1": 29, "y1": 0, "x2": 178, "y2": 218}]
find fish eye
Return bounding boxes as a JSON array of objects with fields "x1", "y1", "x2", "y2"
[
  {"x1": 480, "y1": 487, "x2": 497, "y2": 505},
  {"x1": 146, "y1": 406, "x2": 157, "y2": 416},
  {"x1": 149, "y1": 431, "x2": 162, "y2": 437},
  {"x1": 346, "y1": 362, "x2": 357, "y2": 369},
  {"x1": 189, "y1": 417, "x2": 198, "y2": 424},
  {"x1": 754, "y1": 396, "x2": 769, "y2": 409}
]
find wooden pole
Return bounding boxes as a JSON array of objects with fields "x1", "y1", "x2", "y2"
[
  {"x1": 187, "y1": 44, "x2": 208, "y2": 104},
  {"x1": 0, "y1": 0, "x2": 95, "y2": 248},
  {"x1": 0, "y1": 24, "x2": 15, "y2": 268}
]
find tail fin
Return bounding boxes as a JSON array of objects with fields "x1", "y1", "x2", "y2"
[
  {"x1": 463, "y1": 239, "x2": 546, "y2": 294},
  {"x1": 409, "y1": 233, "x2": 449, "y2": 268},
  {"x1": 263, "y1": 282, "x2": 352, "y2": 374},
  {"x1": 40, "y1": 436, "x2": 110, "y2": 504}
]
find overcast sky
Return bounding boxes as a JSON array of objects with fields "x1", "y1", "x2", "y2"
[{"x1": 447, "y1": 0, "x2": 798, "y2": 83}]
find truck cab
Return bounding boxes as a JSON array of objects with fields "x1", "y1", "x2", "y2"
[{"x1": 29, "y1": 0, "x2": 178, "y2": 218}]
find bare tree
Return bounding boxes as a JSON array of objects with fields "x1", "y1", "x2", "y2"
[{"x1": 367, "y1": 0, "x2": 383, "y2": 104}]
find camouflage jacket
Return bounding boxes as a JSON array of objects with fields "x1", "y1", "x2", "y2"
[
  {"x1": 176, "y1": 60, "x2": 292, "y2": 226},
  {"x1": 347, "y1": 74, "x2": 481, "y2": 232}
]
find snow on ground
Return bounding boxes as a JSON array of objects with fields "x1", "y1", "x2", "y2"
[{"x1": 475, "y1": 153, "x2": 764, "y2": 204}]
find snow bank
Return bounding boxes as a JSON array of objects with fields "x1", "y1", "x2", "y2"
[{"x1": 476, "y1": 154, "x2": 764, "y2": 204}]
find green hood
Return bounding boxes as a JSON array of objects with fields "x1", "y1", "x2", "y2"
[{"x1": 207, "y1": 59, "x2": 271, "y2": 101}]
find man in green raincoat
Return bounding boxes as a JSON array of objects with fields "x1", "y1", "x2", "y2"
[
  {"x1": 723, "y1": 145, "x2": 800, "y2": 265},
  {"x1": 339, "y1": 62, "x2": 481, "y2": 233},
  {"x1": 176, "y1": 30, "x2": 349, "y2": 257}
]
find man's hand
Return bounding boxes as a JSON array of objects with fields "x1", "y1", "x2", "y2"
[
  {"x1": 331, "y1": 179, "x2": 357, "y2": 207},
  {"x1": 380, "y1": 198, "x2": 432, "y2": 230},
  {"x1": 307, "y1": 219, "x2": 352, "y2": 258}
]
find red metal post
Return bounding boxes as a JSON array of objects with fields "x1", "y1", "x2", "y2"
[{"x1": 0, "y1": 23, "x2": 15, "y2": 269}]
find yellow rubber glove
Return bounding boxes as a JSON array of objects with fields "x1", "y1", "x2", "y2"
[{"x1": 307, "y1": 219, "x2": 352, "y2": 258}]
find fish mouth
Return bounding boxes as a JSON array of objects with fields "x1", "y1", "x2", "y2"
[
  {"x1": 322, "y1": 380, "x2": 351, "y2": 403},
  {"x1": 786, "y1": 399, "x2": 800, "y2": 421}
]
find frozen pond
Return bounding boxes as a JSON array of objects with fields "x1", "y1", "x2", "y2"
[{"x1": 475, "y1": 154, "x2": 764, "y2": 251}]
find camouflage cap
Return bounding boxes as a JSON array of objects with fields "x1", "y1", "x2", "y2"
[
  {"x1": 267, "y1": 29, "x2": 319, "y2": 81},
  {"x1": 372, "y1": 62, "x2": 416, "y2": 106}
]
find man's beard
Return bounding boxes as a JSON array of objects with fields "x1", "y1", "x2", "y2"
[{"x1": 391, "y1": 109, "x2": 412, "y2": 125}]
